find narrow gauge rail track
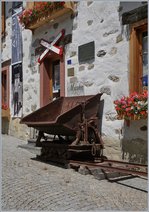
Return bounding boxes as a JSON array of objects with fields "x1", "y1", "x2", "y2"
[{"x1": 69, "y1": 159, "x2": 148, "y2": 177}]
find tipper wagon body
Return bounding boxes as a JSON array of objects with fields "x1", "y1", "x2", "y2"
[{"x1": 21, "y1": 93, "x2": 104, "y2": 163}]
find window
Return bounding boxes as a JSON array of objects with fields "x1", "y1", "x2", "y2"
[
  {"x1": 129, "y1": 19, "x2": 148, "y2": 93},
  {"x1": 52, "y1": 60, "x2": 60, "y2": 99},
  {"x1": 142, "y1": 31, "x2": 148, "y2": 82},
  {"x1": 1, "y1": 66, "x2": 9, "y2": 108},
  {"x1": 12, "y1": 2, "x2": 23, "y2": 9},
  {"x1": 52, "y1": 60, "x2": 60, "y2": 91},
  {"x1": 12, "y1": 2, "x2": 23, "y2": 15}
]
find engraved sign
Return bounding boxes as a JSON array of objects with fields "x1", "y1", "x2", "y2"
[
  {"x1": 67, "y1": 68, "x2": 74, "y2": 77},
  {"x1": 78, "y1": 41, "x2": 95, "y2": 63}
]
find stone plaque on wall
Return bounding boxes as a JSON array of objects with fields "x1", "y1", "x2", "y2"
[
  {"x1": 67, "y1": 68, "x2": 74, "y2": 77},
  {"x1": 78, "y1": 41, "x2": 95, "y2": 63}
]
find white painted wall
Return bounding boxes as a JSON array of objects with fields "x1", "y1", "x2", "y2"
[{"x1": 65, "y1": 1, "x2": 129, "y2": 141}]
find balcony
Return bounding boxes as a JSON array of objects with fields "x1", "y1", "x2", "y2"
[{"x1": 20, "y1": 2, "x2": 75, "y2": 30}]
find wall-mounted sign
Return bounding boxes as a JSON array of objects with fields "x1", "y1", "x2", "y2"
[
  {"x1": 12, "y1": 63, "x2": 23, "y2": 117},
  {"x1": 11, "y1": 8, "x2": 23, "y2": 117},
  {"x1": 38, "y1": 29, "x2": 65, "y2": 64},
  {"x1": 78, "y1": 41, "x2": 95, "y2": 63},
  {"x1": 12, "y1": 10, "x2": 22, "y2": 64},
  {"x1": 67, "y1": 59, "x2": 72, "y2": 65},
  {"x1": 67, "y1": 57, "x2": 78, "y2": 65},
  {"x1": 67, "y1": 67, "x2": 74, "y2": 77}
]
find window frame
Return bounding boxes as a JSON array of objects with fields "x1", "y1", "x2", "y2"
[{"x1": 129, "y1": 19, "x2": 148, "y2": 93}]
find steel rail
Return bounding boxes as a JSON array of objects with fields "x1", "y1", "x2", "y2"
[
  {"x1": 69, "y1": 160, "x2": 148, "y2": 177},
  {"x1": 98, "y1": 159, "x2": 148, "y2": 167}
]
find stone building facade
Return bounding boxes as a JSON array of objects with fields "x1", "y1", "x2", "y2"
[{"x1": 1, "y1": 1, "x2": 148, "y2": 163}]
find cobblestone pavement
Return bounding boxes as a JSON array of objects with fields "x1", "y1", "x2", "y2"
[{"x1": 2, "y1": 135, "x2": 148, "y2": 211}]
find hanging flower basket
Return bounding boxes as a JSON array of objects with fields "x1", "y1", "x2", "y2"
[{"x1": 114, "y1": 90, "x2": 148, "y2": 121}]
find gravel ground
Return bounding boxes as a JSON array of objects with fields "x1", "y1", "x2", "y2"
[{"x1": 1, "y1": 134, "x2": 148, "y2": 211}]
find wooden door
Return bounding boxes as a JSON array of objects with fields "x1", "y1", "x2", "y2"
[{"x1": 40, "y1": 53, "x2": 65, "y2": 107}]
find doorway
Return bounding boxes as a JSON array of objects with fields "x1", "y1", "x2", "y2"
[
  {"x1": 51, "y1": 60, "x2": 60, "y2": 100},
  {"x1": 40, "y1": 53, "x2": 65, "y2": 107}
]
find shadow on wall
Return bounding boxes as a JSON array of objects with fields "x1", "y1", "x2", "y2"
[{"x1": 121, "y1": 119, "x2": 148, "y2": 164}]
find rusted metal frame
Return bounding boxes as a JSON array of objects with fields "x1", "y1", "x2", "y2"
[
  {"x1": 71, "y1": 100, "x2": 99, "y2": 146},
  {"x1": 75, "y1": 100, "x2": 103, "y2": 147},
  {"x1": 36, "y1": 131, "x2": 47, "y2": 147},
  {"x1": 74, "y1": 118, "x2": 102, "y2": 147},
  {"x1": 80, "y1": 101, "x2": 88, "y2": 144},
  {"x1": 88, "y1": 120, "x2": 104, "y2": 148}
]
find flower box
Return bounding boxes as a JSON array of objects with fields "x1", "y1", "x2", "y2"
[
  {"x1": 19, "y1": 2, "x2": 74, "y2": 30},
  {"x1": 117, "y1": 113, "x2": 147, "y2": 121}
]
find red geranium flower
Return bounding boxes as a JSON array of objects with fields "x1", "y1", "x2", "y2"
[{"x1": 114, "y1": 90, "x2": 148, "y2": 120}]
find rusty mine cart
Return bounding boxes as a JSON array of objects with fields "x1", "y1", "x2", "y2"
[{"x1": 20, "y1": 93, "x2": 104, "y2": 164}]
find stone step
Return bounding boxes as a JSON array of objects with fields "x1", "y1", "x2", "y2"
[{"x1": 103, "y1": 170, "x2": 130, "y2": 179}]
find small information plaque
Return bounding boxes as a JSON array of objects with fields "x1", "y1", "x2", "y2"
[
  {"x1": 67, "y1": 68, "x2": 75, "y2": 77},
  {"x1": 78, "y1": 41, "x2": 95, "y2": 63}
]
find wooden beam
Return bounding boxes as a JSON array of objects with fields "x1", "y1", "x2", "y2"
[{"x1": 129, "y1": 20, "x2": 147, "y2": 93}]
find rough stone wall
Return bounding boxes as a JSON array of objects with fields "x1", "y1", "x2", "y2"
[
  {"x1": 1, "y1": 2, "x2": 12, "y2": 62},
  {"x1": 65, "y1": 1, "x2": 147, "y2": 163},
  {"x1": 9, "y1": 119, "x2": 30, "y2": 141},
  {"x1": 21, "y1": 13, "x2": 74, "y2": 115},
  {"x1": 121, "y1": 119, "x2": 148, "y2": 164},
  {"x1": 22, "y1": 28, "x2": 39, "y2": 116},
  {"x1": 11, "y1": 9, "x2": 74, "y2": 140},
  {"x1": 66, "y1": 1, "x2": 128, "y2": 158}
]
